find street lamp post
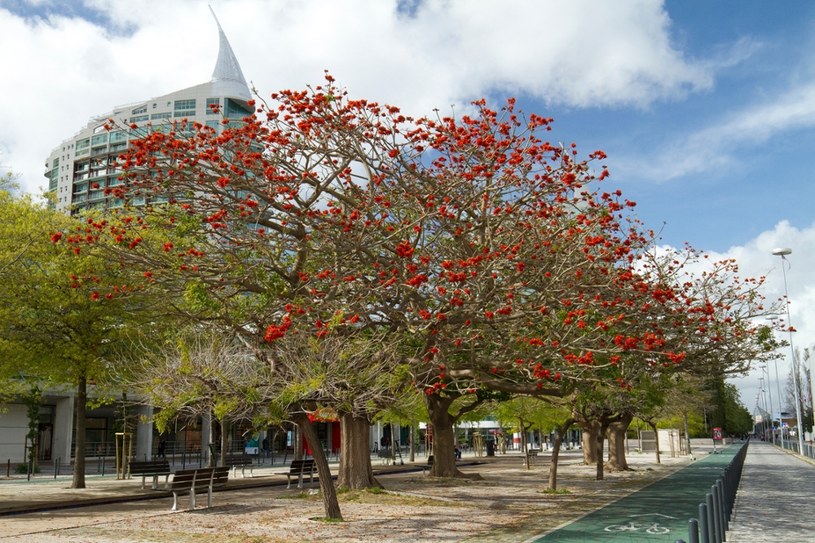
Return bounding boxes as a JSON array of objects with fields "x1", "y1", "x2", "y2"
[
  {"x1": 760, "y1": 373, "x2": 774, "y2": 443},
  {"x1": 772, "y1": 248, "x2": 805, "y2": 454}
]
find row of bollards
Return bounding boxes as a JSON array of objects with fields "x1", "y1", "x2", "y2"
[{"x1": 676, "y1": 440, "x2": 749, "y2": 543}]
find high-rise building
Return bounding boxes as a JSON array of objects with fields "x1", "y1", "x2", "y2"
[
  {"x1": 45, "y1": 10, "x2": 252, "y2": 215},
  {"x1": 5, "y1": 10, "x2": 254, "y2": 466}
]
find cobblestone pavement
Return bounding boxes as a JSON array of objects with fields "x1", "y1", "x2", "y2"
[{"x1": 727, "y1": 441, "x2": 815, "y2": 542}]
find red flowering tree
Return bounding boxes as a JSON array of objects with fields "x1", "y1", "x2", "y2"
[
  {"x1": 573, "y1": 246, "x2": 781, "y2": 478},
  {"x1": 264, "y1": 95, "x2": 725, "y2": 478},
  {"x1": 65, "y1": 75, "x2": 769, "y2": 489}
]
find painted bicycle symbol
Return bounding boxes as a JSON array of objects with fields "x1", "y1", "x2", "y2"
[{"x1": 604, "y1": 521, "x2": 670, "y2": 534}]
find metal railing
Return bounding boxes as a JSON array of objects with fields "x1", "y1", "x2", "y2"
[{"x1": 776, "y1": 437, "x2": 815, "y2": 460}]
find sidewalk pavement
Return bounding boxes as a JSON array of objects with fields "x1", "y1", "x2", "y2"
[{"x1": 726, "y1": 441, "x2": 815, "y2": 542}]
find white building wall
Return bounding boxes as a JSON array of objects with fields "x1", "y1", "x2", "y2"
[
  {"x1": 135, "y1": 405, "x2": 154, "y2": 460},
  {"x1": 52, "y1": 396, "x2": 74, "y2": 464},
  {"x1": 0, "y1": 404, "x2": 28, "y2": 463}
]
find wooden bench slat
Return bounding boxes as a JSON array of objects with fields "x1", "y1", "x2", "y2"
[
  {"x1": 169, "y1": 466, "x2": 230, "y2": 511},
  {"x1": 128, "y1": 460, "x2": 171, "y2": 490},
  {"x1": 222, "y1": 454, "x2": 254, "y2": 477},
  {"x1": 278, "y1": 459, "x2": 317, "y2": 489}
]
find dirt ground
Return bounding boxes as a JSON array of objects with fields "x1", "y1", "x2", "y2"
[{"x1": 0, "y1": 451, "x2": 691, "y2": 543}]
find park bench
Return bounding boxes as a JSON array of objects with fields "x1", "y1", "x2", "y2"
[
  {"x1": 377, "y1": 447, "x2": 395, "y2": 465},
  {"x1": 128, "y1": 459, "x2": 171, "y2": 490},
  {"x1": 421, "y1": 455, "x2": 434, "y2": 475},
  {"x1": 223, "y1": 453, "x2": 254, "y2": 478},
  {"x1": 279, "y1": 458, "x2": 316, "y2": 489},
  {"x1": 168, "y1": 466, "x2": 230, "y2": 511},
  {"x1": 525, "y1": 449, "x2": 540, "y2": 467}
]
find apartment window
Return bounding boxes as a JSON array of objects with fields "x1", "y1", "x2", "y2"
[
  {"x1": 76, "y1": 139, "x2": 90, "y2": 151},
  {"x1": 174, "y1": 99, "x2": 196, "y2": 111},
  {"x1": 109, "y1": 131, "x2": 127, "y2": 143},
  {"x1": 132, "y1": 106, "x2": 147, "y2": 115},
  {"x1": 129, "y1": 115, "x2": 149, "y2": 123},
  {"x1": 206, "y1": 97, "x2": 220, "y2": 114},
  {"x1": 151, "y1": 112, "x2": 172, "y2": 120}
]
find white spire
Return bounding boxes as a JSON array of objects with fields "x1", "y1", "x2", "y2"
[{"x1": 209, "y1": 5, "x2": 248, "y2": 86}]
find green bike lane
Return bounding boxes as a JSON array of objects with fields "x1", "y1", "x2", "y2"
[{"x1": 528, "y1": 444, "x2": 743, "y2": 542}]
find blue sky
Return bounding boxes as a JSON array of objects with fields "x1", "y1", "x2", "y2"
[{"x1": 1, "y1": 0, "x2": 813, "y2": 421}]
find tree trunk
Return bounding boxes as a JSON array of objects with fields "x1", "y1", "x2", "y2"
[
  {"x1": 71, "y1": 373, "x2": 87, "y2": 489},
  {"x1": 581, "y1": 421, "x2": 600, "y2": 465},
  {"x1": 296, "y1": 414, "x2": 342, "y2": 520},
  {"x1": 683, "y1": 413, "x2": 692, "y2": 458},
  {"x1": 219, "y1": 418, "x2": 228, "y2": 467},
  {"x1": 520, "y1": 417, "x2": 530, "y2": 469},
  {"x1": 294, "y1": 423, "x2": 304, "y2": 461},
  {"x1": 425, "y1": 394, "x2": 464, "y2": 478},
  {"x1": 548, "y1": 417, "x2": 574, "y2": 491},
  {"x1": 648, "y1": 420, "x2": 661, "y2": 464},
  {"x1": 605, "y1": 413, "x2": 633, "y2": 471},
  {"x1": 337, "y1": 413, "x2": 380, "y2": 489},
  {"x1": 595, "y1": 428, "x2": 605, "y2": 481},
  {"x1": 408, "y1": 422, "x2": 415, "y2": 463}
]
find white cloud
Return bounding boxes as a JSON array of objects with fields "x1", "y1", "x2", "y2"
[
  {"x1": 699, "y1": 220, "x2": 815, "y2": 419},
  {"x1": 650, "y1": 220, "x2": 815, "y2": 420},
  {"x1": 620, "y1": 81, "x2": 815, "y2": 182},
  {"x1": 1, "y1": 0, "x2": 713, "y2": 194}
]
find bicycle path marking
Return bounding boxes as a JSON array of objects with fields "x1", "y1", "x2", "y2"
[{"x1": 528, "y1": 445, "x2": 740, "y2": 542}]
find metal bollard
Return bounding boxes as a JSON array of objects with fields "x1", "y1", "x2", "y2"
[
  {"x1": 717, "y1": 479, "x2": 728, "y2": 533},
  {"x1": 699, "y1": 504, "x2": 710, "y2": 543},
  {"x1": 688, "y1": 518, "x2": 700, "y2": 543},
  {"x1": 706, "y1": 494, "x2": 716, "y2": 543},
  {"x1": 712, "y1": 484, "x2": 723, "y2": 543}
]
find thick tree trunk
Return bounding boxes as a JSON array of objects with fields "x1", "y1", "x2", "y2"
[
  {"x1": 548, "y1": 418, "x2": 574, "y2": 491},
  {"x1": 296, "y1": 414, "x2": 342, "y2": 520},
  {"x1": 605, "y1": 413, "x2": 633, "y2": 471},
  {"x1": 337, "y1": 413, "x2": 379, "y2": 489},
  {"x1": 581, "y1": 421, "x2": 600, "y2": 465},
  {"x1": 425, "y1": 394, "x2": 464, "y2": 478},
  {"x1": 71, "y1": 374, "x2": 87, "y2": 489}
]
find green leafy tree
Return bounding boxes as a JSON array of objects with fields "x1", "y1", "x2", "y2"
[{"x1": 0, "y1": 191, "x2": 150, "y2": 488}]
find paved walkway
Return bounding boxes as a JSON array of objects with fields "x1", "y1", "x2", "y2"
[
  {"x1": 528, "y1": 443, "x2": 744, "y2": 542},
  {"x1": 727, "y1": 441, "x2": 815, "y2": 542}
]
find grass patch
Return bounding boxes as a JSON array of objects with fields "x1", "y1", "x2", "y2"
[
  {"x1": 539, "y1": 487, "x2": 572, "y2": 495},
  {"x1": 277, "y1": 490, "x2": 318, "y2": 501},
  {"x1": 341, "y1": 489, "x2": 453, "y2": 507}
]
